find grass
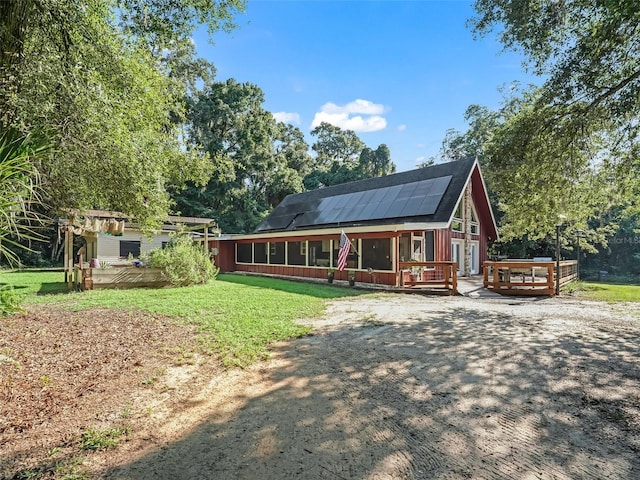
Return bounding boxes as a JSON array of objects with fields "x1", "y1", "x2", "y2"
[
  {"x1": 572, "y1": 281, "x2": 640, "y2": 303},
  {"x1": 0, "y1": 270, "x2": 365, "y2": 367},
  {"x1": 79, "y1": 426, "x2": 130, "y2": 451},
  {"x1": 0, "y1": 270, "x2": 67, "y2": 295}
]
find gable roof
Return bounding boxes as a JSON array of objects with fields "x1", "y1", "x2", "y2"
[{"x1": 255, "y1": 157, "x2": 494, "y2": 235}]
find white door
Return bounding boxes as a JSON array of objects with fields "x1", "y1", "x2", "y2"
[
  {"x1": 451, "y1": 240, "x2": 463, "y2": 274},
  {"x1": 470, "y1": 241, "x2": 479, "y2": 275}
]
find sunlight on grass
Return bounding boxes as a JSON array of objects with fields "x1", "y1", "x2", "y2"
[
  {"x1": 0, "y1": 270, "x2": 67, "y2": 295},
  {"x1": 0, "y1": 270, "x2": 367, "y2": 367},
  {"x1": 575, "y1": 282, "x2": 640, "y2": 303}
]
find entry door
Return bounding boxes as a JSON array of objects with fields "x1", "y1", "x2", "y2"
[
  {"x1": 451, "y1": 240, "x2": 479, "y2": 275},
  {"x1": 451, "y1": 240, "x2": 463, "y2": 274},
  {"x1": 470, "y1": 242, "x2": 479, "y2": 275}
]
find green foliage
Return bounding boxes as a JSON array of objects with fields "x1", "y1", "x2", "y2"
[
  {"x1": 470, "y1": 0, "x2": 640, "y2": 236},
  {"x1": 176, "y1": 79, "x2": 311, "y2": 233},
  {"x1": 0, "y1": 285, "x2": 24, "y2": 316},
  {"x1": 1, "y1": 0, "x2": 244, "y2": 230},
  {"x1": 80, "y1": 426, "x2": 130, "y2": 451},
  {"x1": 0, "y1": 125, "x2": 50, "y2": 266},
  {"x1": 147, "y1": 231, "x2": 218, "y2": 286},
  {"x1": 304, "y1": 123, "x2": 396, "y2": 189}
]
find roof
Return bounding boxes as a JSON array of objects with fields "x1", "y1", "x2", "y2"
[{"x1": 255, "y1": 157, "x2": 489, "y2": 234}]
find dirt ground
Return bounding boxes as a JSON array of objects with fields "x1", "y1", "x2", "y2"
[{"x1": 2, "y1": 295, "x2": 640, "y2": 480}]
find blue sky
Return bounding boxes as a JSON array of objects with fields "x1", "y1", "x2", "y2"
[{"x1": 195, "y1": 0, "x2": 541, "y2": 172}]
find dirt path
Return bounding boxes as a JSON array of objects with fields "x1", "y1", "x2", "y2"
[{"x1": 93, "y1": 295, "x2": 640, "y2": 480}]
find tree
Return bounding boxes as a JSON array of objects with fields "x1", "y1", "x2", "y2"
[
  {"x1": 304, "y1": 122, "x2": 395, "y2": 189},
  {"x1": 1, "y1": 0, "x2": 245, "y2": 230},
  {"x1": 176, "y1": 79, "x2": 310, "y2": 233},
  {"x1": 356, "y1": 144, "x2": 395, "y2": 178},
  {"x1": 470, "y1": 0, "x2": 640, "y2": 234}
]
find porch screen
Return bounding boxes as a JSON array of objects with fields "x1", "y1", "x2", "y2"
[
  {"x1": 269, "y1": 242, "x2": 285, "y2": 265},
  {"x1": 287, "y1": 241, "x2": 306, "y2": 266},
  {"x1": 361, "y1": 238, "x2": 392, "y2": 271},
  {"x1": 237, "y1": 243, "x2": 252, "y2": 263},
  {"x1": 254, "y1": 243, "x2": 267, "y2": 264},
  {"x1": 308, "y1": 240, "x2": 330, "y2": 267}
]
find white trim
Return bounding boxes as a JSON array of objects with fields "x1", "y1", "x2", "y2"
[{"x1": 228, "y1": 222, "x2": 450, "y2": 240}]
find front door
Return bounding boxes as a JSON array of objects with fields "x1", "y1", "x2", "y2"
[
  {"x1": 451, "y1": 240, "x2": 463, "y2": 274},
  {"x1": 452, "y1": 239, "x2": 479, "y2": 275}
]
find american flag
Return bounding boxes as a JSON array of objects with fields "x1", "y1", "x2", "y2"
[{"x1": 337, "y1": 231, "x2": 351, "y2": 271}]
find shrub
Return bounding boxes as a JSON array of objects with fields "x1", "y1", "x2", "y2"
[
  {"x1": 0, "y1": 285, "x2": 24, "y2": 316},
  {"x1": 147, "y1": 231, "x2": 218, "y2": 286}
]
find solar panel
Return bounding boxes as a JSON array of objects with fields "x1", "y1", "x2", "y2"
[{"x1": 256, "y1": 174, "x2": 454, "y2": 231}]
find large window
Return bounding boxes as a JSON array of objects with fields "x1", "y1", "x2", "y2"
[
  {"x1": 254, "y1": 243, "x2": 268, "y2": 264},
  {"x1": 119, "y1": 240, "x2": 140, "y2": 258},
  {"x1": 452, "y1": 202, "x2": 479, "y2": 235},
  {"x1": 287, "y1": 241, "x2": 306, "y2": 266},
  {"x1": 269, "y1": 242, "x2": 285, "y2": 264},
  {"x1": 237, "y1": 243, "x2": 252, "y2": 263},
  {"x1": 361, "y1": 238, "x2": 392, "y2": 271}
]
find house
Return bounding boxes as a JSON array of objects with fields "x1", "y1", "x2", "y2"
[{"x1": 210, "y1": 158, "x2": 498, "y2": 287}]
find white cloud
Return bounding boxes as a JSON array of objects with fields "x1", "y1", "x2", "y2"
[
  {"x1": 272, "y1": 112, "x2": 301, "y2": 125},
  {"x1": 397, "y1": 124, "x2": 407, "y2": 132},
  {"x1": 311, "y1": 99, "x2": 387, "y2": 132}
]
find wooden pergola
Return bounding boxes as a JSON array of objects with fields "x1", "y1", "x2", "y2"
[{"x1": 60, "y1": 209, "x2": 218, "y2": 288}]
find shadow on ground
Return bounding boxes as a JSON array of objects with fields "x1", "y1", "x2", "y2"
[{"x1": 97, "y1": 301, "x2": 640, "y2": 479}]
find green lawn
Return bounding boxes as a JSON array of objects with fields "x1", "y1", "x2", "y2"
[
  {"x1": 574, "y1": 281, "x2": 640, "y2": 303},
  {"x1": 0, "y1": 270, "x2": 364, "y2": 367}
]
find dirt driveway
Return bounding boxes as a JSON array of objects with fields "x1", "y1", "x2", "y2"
[{"x1": 90, "y1": 294, "x2": 640, "y2": 480}]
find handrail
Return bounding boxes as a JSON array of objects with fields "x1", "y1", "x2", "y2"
[
  {"x1": 398, "y1": 261, "x2": 457, "y2": 294},
  {"x1": 484, "y1": 260, "x2": 578, "y2": 296}
]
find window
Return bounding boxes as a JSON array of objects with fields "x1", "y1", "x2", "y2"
[
  {"x1": 119, "y1": 240, "x2": 140, "y2": 258},
  {"x1": 452, "y1": 202, "x2": 463, "y2": 232},
  {"x1": 237, "y1": 243, "x2": 252, "y2": 263},
  {"x1": 425, "y1": 231, "x2": 435, "y2": 262},
  {"x1": 254, "y1": 243, "x2": 268, "y2": 263},
  {"x1": 287, "y1": 241, "x2": 306, "y2": 266},
  {"x1": 452, "y1": 201, "x2": 479, "y2": 234},
  {"x1": 361, "y1": 238, "x2": 392, "y2": 271},
  {"x1": 470, "y1": 208, "x2": 479, "y2": 235}
]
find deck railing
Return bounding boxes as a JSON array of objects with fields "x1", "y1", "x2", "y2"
[
  {"x1": 398, "y1": 261, "x2": 457, "y2": 295},
  {"x1": 483, "y1": 260, "x2": 578, "y2": 296}
]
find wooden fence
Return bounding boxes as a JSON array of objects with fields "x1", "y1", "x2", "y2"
[{"x1": 483, "y1": 260, "x2": 578, "y2": 296}]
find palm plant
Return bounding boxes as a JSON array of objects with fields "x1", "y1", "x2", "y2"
[{"x1": 0, "y1": 125, "x2": 49, "y2": 266}]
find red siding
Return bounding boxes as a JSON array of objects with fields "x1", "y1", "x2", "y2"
[{"x1": 210, "y1": 239, "x2": 235, "y2": 272}]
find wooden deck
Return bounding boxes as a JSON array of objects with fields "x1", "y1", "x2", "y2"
[
  {"x1": 398, "y1": 261, "x2": 458, "y2": 295},
  {"x1": 483, "y1": 260, "x2": 578, "y2": 296}
]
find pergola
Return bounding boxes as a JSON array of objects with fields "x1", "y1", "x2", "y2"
[{"x1": 60, "y1": 209, "x2": 218, "y2": 287}]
